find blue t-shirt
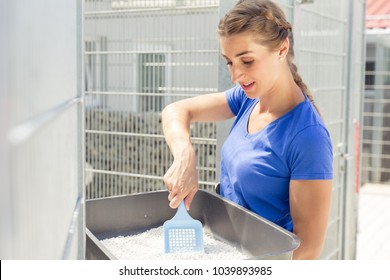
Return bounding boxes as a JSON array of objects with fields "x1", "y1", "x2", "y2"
[{"x1": 220, "y1": 85, "x2": 333, "y2": 232}]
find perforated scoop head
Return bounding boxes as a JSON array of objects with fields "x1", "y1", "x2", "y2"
[{"x1": 163, "y1": 201, "x2": 204, "y2": 253}]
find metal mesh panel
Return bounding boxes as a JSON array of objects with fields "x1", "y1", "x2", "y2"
[
  {"x1": 293, "y1": 1, "x2": 348, "y2": 260},
  {"x1": 84, "y1": 0, "x2": 221, "y2": 199},
  {"x1": 292, "y1": 0, "x2": 366, "y2": 260}
]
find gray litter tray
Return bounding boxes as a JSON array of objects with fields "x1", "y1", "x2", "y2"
[{"x1": 85, "y1": 189, "x2": 300, "y2": 260}]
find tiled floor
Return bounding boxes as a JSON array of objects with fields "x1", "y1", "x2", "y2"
[{"x1": 356, "y1": 183, "x2": 390, "y2": 260}]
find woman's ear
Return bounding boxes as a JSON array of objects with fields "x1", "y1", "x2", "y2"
[{"x1": 278, "y1": 37, "x2": 289, "y2": 60}]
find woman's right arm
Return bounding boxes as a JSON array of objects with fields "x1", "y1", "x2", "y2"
[{"x1": 161, "y1": 92, "x2": 234, "y2": 210}]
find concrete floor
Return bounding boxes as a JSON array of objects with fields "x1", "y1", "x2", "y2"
[{"x1": 356, "y1": 183, "x2": 390, "y2": 260}]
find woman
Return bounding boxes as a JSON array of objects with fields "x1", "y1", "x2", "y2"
[{"x1": 161, "y1": 0, "x2": 333, "y2": 260}]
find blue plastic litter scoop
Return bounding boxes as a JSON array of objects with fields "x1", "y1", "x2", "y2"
[{"x1": 163, "y1": 201, "x2": 204, "y2": 253}]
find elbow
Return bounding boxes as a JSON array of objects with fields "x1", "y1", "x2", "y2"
[
  {"x1": 296, "y1": 249, "x2": 322, "y2": 260},
  {"x1": 161, "y1": 103, "x2": 174, "y2": 120},
  {"x1": 161, "y1": 103, "x2": 180, "y2": 126},
  {"x1": 292, "y1": 230, "x2": 326, "y2": 260},
  {"x1": 310, "y1": 248, "x2": 323, "y2": 260},
  {"x1": 161, "y1": 101, "x2": 191, "y2": 125},
  {"x1": 162, "y1": 102, "x2": 186, "y2": 118},
  {"x1": 292, "y1": 242, "x2": 324, "y2": 260}
]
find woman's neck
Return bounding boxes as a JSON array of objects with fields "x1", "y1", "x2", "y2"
[{"x1": 257, "y1": 73, "x2": 304, "y2": 117}]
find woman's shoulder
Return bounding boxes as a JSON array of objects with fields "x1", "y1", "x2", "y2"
[
  {"x1": 280, "y1": 99, "x2": 332, "y2": 148},
  {"x1": 282, "y1": 101, "x2": 333, "y2": 168},
  {"x1": 292, "y1": 98, "x2": 327, "y2": 130}
]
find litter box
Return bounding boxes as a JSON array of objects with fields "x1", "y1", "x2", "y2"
[{"x1": 85, "y1": 189, "x2": 300, "y2": 260}]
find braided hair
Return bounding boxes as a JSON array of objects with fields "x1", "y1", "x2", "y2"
[{"x1": 217, "y1": 0, "x2": 322, "y2": 117}]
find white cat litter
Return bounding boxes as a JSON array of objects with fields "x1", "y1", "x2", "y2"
[{"x1": 100, "y1": 226, "x2": 249, "y2": 260}]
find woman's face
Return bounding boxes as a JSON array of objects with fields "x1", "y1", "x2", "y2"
[{"x1": 220, "y1": 33, "x2": 282, "y2": 99}]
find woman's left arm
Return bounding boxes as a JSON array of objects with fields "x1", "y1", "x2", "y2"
[{"x1": 289, "y1": 179, "x2": 332, "y2": 260}]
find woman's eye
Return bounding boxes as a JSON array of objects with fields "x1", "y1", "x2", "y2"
[
  {"x1": 226, "y1": 61, "x2": 232, "y2": 66},
  {"x1": 242, "y1": 60, "x2": 254, "y2": 65}
]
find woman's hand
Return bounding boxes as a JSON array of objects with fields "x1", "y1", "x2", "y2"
[{"x1": 163, "y1": 144, "x2": 198, "y2": 211}]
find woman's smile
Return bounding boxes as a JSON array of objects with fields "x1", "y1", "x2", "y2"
[{"x1": 241, "y1": 81, "x2": 255, "y2": 91}]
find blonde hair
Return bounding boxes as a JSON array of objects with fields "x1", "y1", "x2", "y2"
[{"x1": 218, "y1": 0, "x2": 321, "y2": 116}]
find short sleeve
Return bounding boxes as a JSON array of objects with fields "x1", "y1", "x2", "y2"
[
  {"x1": 288, "y1": 125, "x2": 333, "y2": 180},
  {"x1": 225, "y1": 85, "x2": 246, "y2": 116}
]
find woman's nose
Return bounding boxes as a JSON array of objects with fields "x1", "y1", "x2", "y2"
[{"x1": 230, "y1": 66, "x2": 243, "y2": 83}]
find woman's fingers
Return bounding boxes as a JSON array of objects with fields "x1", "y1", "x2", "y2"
[
  {"x1": 183, "y1": 187, "x2": 198, "y2": 210},
  {"x1": 168, "y1": 185, "x2": 198, "y2": 210},
  {"x1": 163, "y1": 149, "x2": 198, "y2": 209}
]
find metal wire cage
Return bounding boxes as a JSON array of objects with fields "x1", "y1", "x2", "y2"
[{"x1": 84, "y1": 0, "x2": 223, "y2": 199}]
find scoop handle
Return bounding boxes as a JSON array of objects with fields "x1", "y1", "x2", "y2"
[{"x1": 173, "y1": 201, "x2": 192, "y2": 220}]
